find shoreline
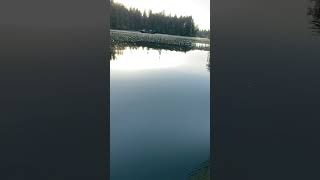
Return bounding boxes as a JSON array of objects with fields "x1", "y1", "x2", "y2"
[{"x1": 111, "y1": 29, "x2": 210, "y2": 51}]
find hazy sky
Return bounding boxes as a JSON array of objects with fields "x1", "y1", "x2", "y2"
[{"x1": 113, "y1": 0, "x2": 210, "y2": 30}]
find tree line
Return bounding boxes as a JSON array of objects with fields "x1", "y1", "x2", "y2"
[
  {"x1": 110, "y1": 0, "x2": 209, "y2": 37},
  {"x1": 197, "y1": 29, "x2": 210, "y2": 38}
]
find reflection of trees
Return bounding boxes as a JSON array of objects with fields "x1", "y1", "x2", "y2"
[
  {"x1": 110, "y1": 42, "x2": 213, "y2": 73},
  {"x1": 206, "y1": 52, "x2": 211, "y2": 72},
  {"x1": 109, "y1": 41, "x2": 196, "y2": 61},
  {"x1": 206, "y1": 49, "x2": 214, "y2": 72},
  {"x1": 112, "y1": 41, "x2": 193, "y2": 52},
  {"x1": 110, "y1": 41, "x2": 213, "y2": 72},
  {"x1": 110, "y1": 44, "x2": 126, "y2": 60},
  {"x1": 307, "y1": 0, "x2": 320, "y2": 34}
]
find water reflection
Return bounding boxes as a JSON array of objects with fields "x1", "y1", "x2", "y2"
[
  {"x1": 110, "y1": 42, "x2": 211, "y2": 72},
  {"x1": 110, "y1": 42, "x2": 194, "y2": 59},
  {"x1": 110, "y1": 42, "x2": 210, "y2": 180},
  {"x1": 308, "y1": 0, "x2": 320, "y2": 34},
  {"x1": 206, "y1": 53, "x2": 211, "y2": 72}
]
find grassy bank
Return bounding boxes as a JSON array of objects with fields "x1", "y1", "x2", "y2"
[{"x1": 111, "y1": 29, "x2": 210, "y2": 51}]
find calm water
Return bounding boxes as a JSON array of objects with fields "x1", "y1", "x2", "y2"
[{"x1": 110, "y1": 45, "x2": 210, "y2": 180}]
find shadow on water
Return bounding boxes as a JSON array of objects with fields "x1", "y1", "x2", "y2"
[{"x1": 308, "y1": 0, "x2": 320, "y2": 34}]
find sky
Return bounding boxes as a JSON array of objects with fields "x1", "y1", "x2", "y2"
[{"x1": 113, "y1": 0, "x2": 210, "y2": 30}]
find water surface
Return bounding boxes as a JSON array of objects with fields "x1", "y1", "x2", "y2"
[{"x1": 110, "y1": 44, "x2": 210, "y2": 180}]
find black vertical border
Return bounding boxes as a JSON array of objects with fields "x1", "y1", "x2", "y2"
[
  {"x1": 0, "y1": 0, "x2": 109, "y2": 179},
  {"x1": 106, "y1": 0, "x2": 111, "y2": 179}
]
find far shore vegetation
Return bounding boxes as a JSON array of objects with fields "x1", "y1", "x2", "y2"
[
  {"x1": 110, "y1": 0, "x2": 210, "y2": 38},
  {"x1": 111, "y1": 30, "x2": 209, "y2": 51}
]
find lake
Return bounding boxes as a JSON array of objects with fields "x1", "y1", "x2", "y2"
[{"x1": 110, "y1": 41, "x2": 210, "y2": 180}]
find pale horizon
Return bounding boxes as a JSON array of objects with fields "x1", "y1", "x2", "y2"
[{"x1": 112, "y1": 0, "x2": 210, "y2": 30}]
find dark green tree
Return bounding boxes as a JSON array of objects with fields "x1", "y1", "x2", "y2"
[{"x1": 110, "y1": 1, "x2": 206, "y2": 37}]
